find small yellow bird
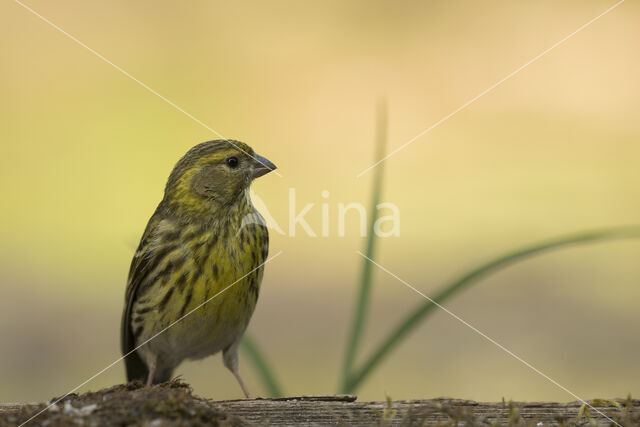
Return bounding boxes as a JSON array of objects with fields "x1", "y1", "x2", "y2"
[{"x1": 120, "y1": 140, "x2": 276, "y2": 397}]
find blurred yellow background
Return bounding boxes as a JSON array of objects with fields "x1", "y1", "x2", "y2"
[{"x1": 1, "y1": 0, "x2": 639, "y2": 404}]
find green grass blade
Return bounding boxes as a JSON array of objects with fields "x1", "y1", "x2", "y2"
[
  {"x1": 344, "y1": 225, "x2": 640, "y2": 393},
  {"x1": 340, "y1": 98, "x2": 388, "y2": 393},
  {"x1": 241, "y1": 334, "x2": 284, "y2": 397}
]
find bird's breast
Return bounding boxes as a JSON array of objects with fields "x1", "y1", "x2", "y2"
[{"x1": 160, "y1": 219, "x2": 266, "y2": 356}]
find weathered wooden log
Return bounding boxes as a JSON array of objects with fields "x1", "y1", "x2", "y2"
[
  {"x1": 1, "y1": 382, "x2": 638, "y2": 426},
  {"x1": 215, "y1": 395, "x2": 639, "y2": 426}
]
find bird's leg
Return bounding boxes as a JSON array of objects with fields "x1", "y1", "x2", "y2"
[
  {"x1": 232, "y1": 368, "x2": 251, "y2": 398},
  {"x1": 145, "y1": 359, "x2": 157, "y2": 388},
  {"x1": 223, "y1": 342, "x2": 251, "y2": 398}
]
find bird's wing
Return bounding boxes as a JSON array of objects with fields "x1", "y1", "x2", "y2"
[{"x1": 120, "y1": 212, "x2": 164, "y2": 382}]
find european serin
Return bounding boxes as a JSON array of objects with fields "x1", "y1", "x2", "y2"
[{"x1": 120, "y1": 140, "x2": 276, "y2": 397}]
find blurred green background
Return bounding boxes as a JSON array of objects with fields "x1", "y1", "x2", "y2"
[{"x1": 1, "y1": 0, "x2": 639, "y2": 403}]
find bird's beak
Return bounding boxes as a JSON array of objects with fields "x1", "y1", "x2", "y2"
[{"x1": 251, "y1": 154, "x2": 277, "y2": 179}]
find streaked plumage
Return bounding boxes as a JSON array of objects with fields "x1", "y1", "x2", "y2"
[{"x1": 121, "y1": 140, "x2": 276, "y2": 397}]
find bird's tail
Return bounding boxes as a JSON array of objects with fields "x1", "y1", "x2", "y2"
[{"x1": 124, "y1": 350, "x2": 148, "y2": 383}]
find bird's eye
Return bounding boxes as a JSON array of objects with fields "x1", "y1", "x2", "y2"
[{"x1": 226, "y1": 156, "x2": 239, "y2": 168}]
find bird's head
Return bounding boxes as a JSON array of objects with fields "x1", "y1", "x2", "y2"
[{"x1": 162, "y1": 140, "x2": 276, "y2": 218}]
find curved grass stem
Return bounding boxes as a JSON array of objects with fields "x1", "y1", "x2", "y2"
[
  {"x1": 241, "y1": 334, "x2": 284, "y2": 397},
  {"x1": 340, "y1": 98, "x2": 387, "y2": 393},
  {"x1": 344, "y1": 225, "x2": 640, "y2": 393}
]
